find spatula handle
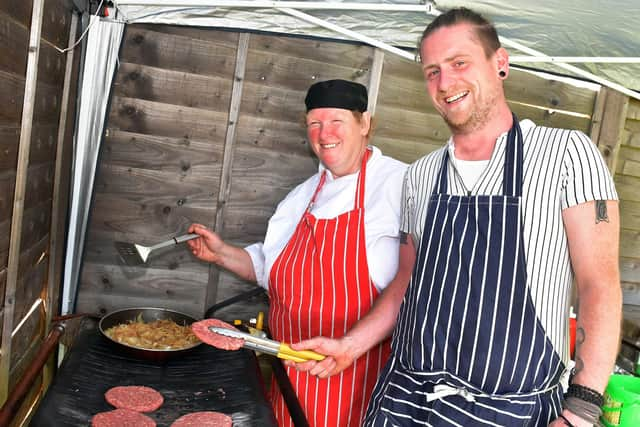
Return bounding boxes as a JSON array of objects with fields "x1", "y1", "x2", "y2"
[
  {"x1": 174, "y1": 233, "x2": 200, "y2": 244},
  {"x1": 150, "y1": 234, "x2": 200, "y2": 250}
]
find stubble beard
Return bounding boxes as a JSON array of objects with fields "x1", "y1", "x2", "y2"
[{"x1": 443, "y1": 87, "x2": 501, "y2": 135}]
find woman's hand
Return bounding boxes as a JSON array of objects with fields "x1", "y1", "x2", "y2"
[
  {"x1": 285, "y1": 336, "x2": 360, "y2": 378},
  {"x1": 187, "y1": 223, "x2": 225, "y2": 264}
]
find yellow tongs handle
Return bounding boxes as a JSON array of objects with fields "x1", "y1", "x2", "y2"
[{"x1": 278, "y1": 343, "x2": 326, "y2": 361}]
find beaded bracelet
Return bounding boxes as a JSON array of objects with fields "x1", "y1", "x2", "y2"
[{"x1": 565, "y1": 383, "x2": 604, "y2": 408}]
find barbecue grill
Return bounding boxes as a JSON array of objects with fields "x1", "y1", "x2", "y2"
[{"x1": 29, "y1": 319, "x2": 277, "y2": 426}]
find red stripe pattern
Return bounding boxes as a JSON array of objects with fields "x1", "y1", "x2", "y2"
[{"x1": 269, "y1": 152, "x2": 391, "y2": 427}]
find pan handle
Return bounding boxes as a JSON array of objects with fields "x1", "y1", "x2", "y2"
[{"x1": 205, "y1": 287, "x2": 266, "y2": 318}]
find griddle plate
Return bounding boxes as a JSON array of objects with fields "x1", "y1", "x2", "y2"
[{"x1": 30, "y1": 321, "x2": 276, "y2": 427}]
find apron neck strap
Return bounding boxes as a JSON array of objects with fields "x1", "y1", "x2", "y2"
[
  {"x1": 436, "y1": 114, "x2": 523, "y2": 197},
  {"x1": 307, "y1": 147, "x2": 371, "y2": 212}
]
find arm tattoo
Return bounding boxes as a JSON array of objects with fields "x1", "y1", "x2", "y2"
[
  {"x1": 399, "y1": 232, "x2": 408, "y2": 245},
  {"x1": 573, "y1": 327, "x2": 586, "y2": 375},
  {"x1": 595, "y1": 200, "x2": 609, "y2": 224}
]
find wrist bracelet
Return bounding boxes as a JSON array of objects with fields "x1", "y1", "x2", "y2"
[
  {"x1": 558, "y1": 414, "x2": 576, "y2": 427},
  {"x1": 565, "y1": 383, "x2": 604, "y2": 407}
]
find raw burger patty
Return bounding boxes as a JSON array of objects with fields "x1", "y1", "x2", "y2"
[
  {"x1": 92, "y1": 408, "x2": 156, "y2": 427},
  {"x1": 191, "y1": 318, "x2": 243, "y2": 350},
  {"x1": 170, "y1": 411, "x2": 233, "y2": 427},
  {"x1": 105, "y1": 385, "x2": 164, "y2": 412}
]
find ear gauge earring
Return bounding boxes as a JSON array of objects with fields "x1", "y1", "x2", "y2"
[{"x1": 499, "y1": 70, "x2": 506, "y2": 78}]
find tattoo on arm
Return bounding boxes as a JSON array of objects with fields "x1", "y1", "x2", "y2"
[
  {"x1": 573, "y1": 327, "x2": 586, "y2": 375},
  {"x1": 399, "y1": 232, "x2": 408, "y2": 245},
  {"x1": 595, "y1": 200, "x2": 609, "y2": 224}
]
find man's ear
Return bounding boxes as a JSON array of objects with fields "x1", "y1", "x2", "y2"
[{"x1": 495, "y1": 47, "x2": 509, "y2": 78}]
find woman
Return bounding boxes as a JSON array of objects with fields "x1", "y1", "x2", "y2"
[{"x1": 188, "y1": 79, "x2": 407, "y2": 427}]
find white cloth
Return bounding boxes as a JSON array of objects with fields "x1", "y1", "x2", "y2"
[
  {"x1": 401, "y1": 120, "x2": 618, "y2": 363},
  {"x1": 449, "y1": 141, "x2": 490, "y2": 191},
  {"x1": 246, "y1": 146, "x2": 407, "y2": 291}
]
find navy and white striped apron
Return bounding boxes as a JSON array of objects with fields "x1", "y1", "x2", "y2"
[{"x1": 365, "y1": 116, "x2": 566, "y2": 426}]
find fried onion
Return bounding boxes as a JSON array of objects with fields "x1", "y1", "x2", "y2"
[{"x1": 104, "y1": 317, "x2": 200, "y2": 350}]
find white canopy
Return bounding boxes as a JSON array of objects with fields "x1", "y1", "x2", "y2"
[{"x1": 111, "y1": 0, "x2": 640, "y2": 99}]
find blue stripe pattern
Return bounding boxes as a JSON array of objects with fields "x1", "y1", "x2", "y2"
[{"x1": 365, "y1": 115, "x2": 565, "y2": 426}]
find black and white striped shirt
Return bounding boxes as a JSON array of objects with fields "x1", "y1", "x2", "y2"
[{"x1": 401, "y1": 120, "x2": 618, "y2": 363}]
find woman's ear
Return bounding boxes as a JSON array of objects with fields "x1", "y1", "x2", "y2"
[{"x1": 360, "y1": 111, "x2": 372, "y2": 136}]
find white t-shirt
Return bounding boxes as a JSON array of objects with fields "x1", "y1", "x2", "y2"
[
  {"x1": 401, "y1": 120, "x2": 618, "y2": 362},
  {"x1": 246, "y1": 146, "x2": 407, "y2": 292}
]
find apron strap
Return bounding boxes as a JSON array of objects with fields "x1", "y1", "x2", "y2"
[
  {"x1": 354, "y1": 148, "x2": 371, "y2": 210},
  {"x1": 307, "y1": 147, "x2": 371, "y2": 213},
  {"x1": 504, "y1": 113, "x2": 524, "y2": 198},
  {"x1": 434, "y1": 114, "x2": 523, "y2": 197}
]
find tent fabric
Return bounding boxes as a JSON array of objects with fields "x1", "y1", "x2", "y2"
[
  {"x1": 61, "y1": 15, "x2": 124, "y2": 315},
  {"x1": 112, "y1": 0, "x2": 640, "y2": 94}
]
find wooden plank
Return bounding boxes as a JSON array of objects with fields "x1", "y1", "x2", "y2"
[
  {"x1": 107, "y1": 96, "x2": 228, "y2": 141},
  {"x1": 0, "y1": 162, "x2": 54, "y2": 226},
  {"x1": 621, "y1": 158, "x2": 640, "y2": 178},
  {"x1": 620, "y1": 200, "x2": 640, "y2": 231},
  {"x1": 590, "y1": 88, "x2": 607, "y2": 144},
  {"x1": 13, "y1": 245, "x2": 47, "y2": 324},
  {"x1": 0, "y1": 70, "x2": 64, "y2": 126},
  {"x1": 373, "y1": 135, "x2": 444, "y2": 164},
  {"x1": 627, "y1": 99, "x2": 640, "y2": 121},
  {"x1": 592, "y1": 87, "x2": 630, "y2": 171},
  {"x1": 0, "y1": 124, "x2": 58, "y2": 170},
  {"x1": 382, "y1": 57, "x2": 596, "y2": 116},
  {"x1": 46, "y1": 11, "x2": 78, "y2": 346},
  {"x1": 616, "y1": 175, "x2": 640, "y2": 203},
  {"x1": 214, "y1": 271, "x2": 268, "y2": 320},
  {"x1": 508, "y1": 101, "x2": 592, "y2": 133},
  {"x1": 76, "y1": 262, "x2": 209, "y2": 318},
  {"x1": 620, "y1": 228, "x2": 640, "y2": 259},
  {"x1": 87, "y1": 185, "x2": 216, "y2": 240},
  {"x1": 10, "y1": 303, "x2": 43, "y2": 383},
  {"x1": 101, "y1": 129, "x2": 223, "y2": 175},
  {"x1": 503, "y1": 69, "x2": 597, "y2": 116},
  {"x1": 120, "y1": 25, "x2": 239, "y2": 77},
  {"x1": 1, "y1": 0, "x2": 45, "y2": 403},
  {"x1": 624, "y1": 128, "x2": 640, "y2": 149},
  {"x1": 209, "y1": 33, "x2": 249, "y2": 310},
  {"x1": 249, "y1": 33, "x2": 374, "y2": 71},
  {"x1": 113, "y1": 62, "x2": 234, "y2": 112},
  {"x1": 83, "y1": 229, "x2": 207, "y2": 270},
  {"x1": 377, "y1": 72, "x2": 435, "y2": 114},
  {"x1": 244, "y1": 47, "x2": 372, "y2": 93},
  {"x1": 234, "y1": 116, "x2": 309, "y2": 157},
  {"x1": 0, "y1": 0, "x2": 72, "y2": 48},
  {"x1": 367, "y1": 49, "x2": 384, "y2": 114},
  {"x1": 375, "y1": 106, "x2": 451, "y2": 143}
]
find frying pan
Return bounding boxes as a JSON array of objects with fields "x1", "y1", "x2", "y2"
[
  {"x1": 98, "y1": 288, "x2": 267, "y2": 361},
  {"x1": 98, "y1": 307, "x2": 202, "y2": 361}
]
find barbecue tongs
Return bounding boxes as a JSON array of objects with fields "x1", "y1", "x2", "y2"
[{"x1": 210, "y1": 327, "x2": 326, "y2": 363}]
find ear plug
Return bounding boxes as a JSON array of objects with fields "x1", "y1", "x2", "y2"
[{"x1": 499, "y1": 70, "x2": 506, "y2": 78}]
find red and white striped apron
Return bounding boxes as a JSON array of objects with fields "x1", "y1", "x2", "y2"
[{"x1": 268, "y1": 150, "x2": 391, "y2": 427}]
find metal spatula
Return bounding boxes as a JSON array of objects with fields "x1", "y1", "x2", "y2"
[{"x1": 115, "y1": 233, "x2": 200, "y2": 265}]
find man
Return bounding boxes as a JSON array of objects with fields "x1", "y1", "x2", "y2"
[{"x1": 291, "y1": 8, "x2": 621, "y2": 426}]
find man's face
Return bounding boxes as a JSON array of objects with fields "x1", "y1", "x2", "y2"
[
  {"x1": 420, "y1": 23, "x2": 505, "y2": 134},
  {"x1": 306, "y1": 108, "x2": 369, "y2": 178}
]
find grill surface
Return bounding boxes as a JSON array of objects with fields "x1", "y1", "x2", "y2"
[{"x1": 30, "y1": 320, "x2": 276, "y2": 426}]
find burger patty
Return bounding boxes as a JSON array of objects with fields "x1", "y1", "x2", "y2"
[
  {"x1": 92, "y1": 408, "x2": 156, "y2": 427},
  {"x1": 170, "y1": 411, "x2": 233, "y2": 427},
  {"x1": 191, "y1": 319, "x2": 243, "y2": 351},
  {"x1": 105, "y1": 385, "x2": 164, "y2": 412}
]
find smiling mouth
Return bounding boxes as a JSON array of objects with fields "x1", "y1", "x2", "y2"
[
  {"x1": 445, "y1": 91, "x2": 469, "y2": 104},
  {"x1": 321, "y1": 143, "x2": 338, "y2": 149}
]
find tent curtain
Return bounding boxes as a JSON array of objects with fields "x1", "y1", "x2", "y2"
[{"x1": 61, "y1": 16, "x2": 125, "y2": 315}]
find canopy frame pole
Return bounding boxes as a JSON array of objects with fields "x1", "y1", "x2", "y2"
[{"x1": 278, "y1": 7, "x2": 415, "y2": 61}]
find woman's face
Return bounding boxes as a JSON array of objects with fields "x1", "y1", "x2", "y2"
[{"x1": 306, "y1": 108, "x2": 370, "y2": 178}]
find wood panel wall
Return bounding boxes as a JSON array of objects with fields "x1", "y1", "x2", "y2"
[
  {"x1": 0, "y1": 0, "x2": 78, "y2": 411},
  {"x1": 78, "y1": 24, "x2": 608, "y2": 324},
  {"x1": 617, "y1": 98, "x2": 640, "y2": 304}
]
